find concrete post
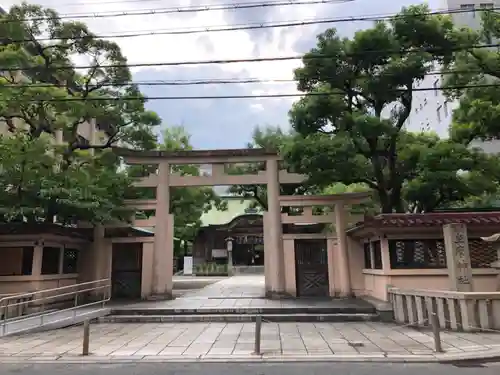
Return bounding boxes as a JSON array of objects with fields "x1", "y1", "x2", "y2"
[
  {"x1": 334, "y1": 202, "x2": 352, "y2": 297},
  {"x1": 93, "y1": 225, "x2": 106, "y2": 281},
  {"x1": 265, "y1": 158, "x2": 285, "y2": 297},
  {"x1": 152, "y1": 162, "x2": 173, "y2": 299},
  {"x1": 443, "y1": 223, "x2": 473, "y2": 292},
  {"x1": 31, "y1": 243, "x2": 43, "y2": 276}
]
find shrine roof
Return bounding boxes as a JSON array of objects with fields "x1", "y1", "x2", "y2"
[{"x1": 348, "y1": 211, "x2": 500, "y2": 236}]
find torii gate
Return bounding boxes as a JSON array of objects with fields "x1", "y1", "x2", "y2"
[{"x1": 115, "y1": 147, "x2": 370, "y2": 299}]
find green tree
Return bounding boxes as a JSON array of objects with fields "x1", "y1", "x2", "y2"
[
  {"x1": 283, "y1": 4, "x2": 497, "y2": 213},
  {"x1": 0, "y1": 132, "x2": 134, "y2": 224},
  {"x1": 228, "y1": 126, "x2": 310, "y2": 210},
  {"x1": 130, "y1": 126, "x2": 227, "y2": 255},
  {"x1": 0, "y1": 2, "x2": 160, "y2": 155},
  {"x1": 0, "y1": 3, "x2": 161, "y2": 224},
  {"x1": 444, "y1": 10, "x2": 500, "y2": 143}
]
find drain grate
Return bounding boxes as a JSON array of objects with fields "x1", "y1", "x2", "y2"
[
  {"x1": 449, "y1": 361, "x2": 486, "y2": 368},
  {"x1": 348, "y1": 342, "x2": 365, "y2": 348}
]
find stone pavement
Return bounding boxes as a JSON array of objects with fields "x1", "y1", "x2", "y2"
[
  {"x1": 111, "y1": 275, "x2": 373, "y2": 312},
  {"x1": 0, "y1": 321, "x2": 500, "y2": 363}
]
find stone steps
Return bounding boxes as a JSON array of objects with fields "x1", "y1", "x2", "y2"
[
  {"x1": 109, "y1": 306, "x2": 376, "y2": 316},
  {"x1": 97, "y1": 312, "x2": 379, "y2": 323}
]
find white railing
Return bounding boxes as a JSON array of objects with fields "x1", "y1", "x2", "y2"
[
  {"x1": 0, "y1": 278, "x2": 111, "y2": 336},
  {"x1": 388, "y1": 287, "x2": 500, "y2": 332}
]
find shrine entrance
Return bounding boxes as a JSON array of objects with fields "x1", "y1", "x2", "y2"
[
  {"x1": 111, "y1": 243, "x2": 142, "y2": 300},
  {"x1": 115, "y1": 147, "x2": 372, "y2": 300},
  {"x1": 294, "y1": 239, "x2": 329, "y2": 297}
]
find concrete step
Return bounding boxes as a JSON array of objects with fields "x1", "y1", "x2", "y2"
[
  {"x1": 98, "y1": 312, "x2": 380, "y2": 323},
  {"x1": 109, "y1": 306, "x2": 376, "y2": 316}
]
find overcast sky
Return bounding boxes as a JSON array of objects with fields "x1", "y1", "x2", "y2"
[{"x1": 3, "y1": 0, "x2": 442, "y2": 149}]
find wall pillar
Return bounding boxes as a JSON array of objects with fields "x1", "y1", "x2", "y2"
[
  {"x1": 141, "y1": 242, "x2": 154, "y2": 298},
  {"x1": 93, "y1": 225, "x2": 107, "y2": 280},
  {"x1": 334, "y1": 202, "x2": 352, "y2": 297},
  {"x1": 327, "y1": 238, "x2": 336, "y2": 297},
  {"x1": 283, "y1": 238, "x2": 296, "y2": 296},
  {"x1": 152, "y1": 162, "x2": 173, "y2": 299},
  {"x1": 265, "y1": 158, "x2": 285, "y2": 297},
  {"x1": 443, "y1": 223, "x2": 473, "y2": 292},
  {"x1": 32, "y1": 244, "x2": 43, "y2": 276},
  {"x1": 263, "y1": 212, "x2": 271, "y2": 291}
]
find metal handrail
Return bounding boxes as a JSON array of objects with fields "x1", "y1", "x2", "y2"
[
  {"x1": 0, "y1": 278, "x2": 110, "y2": 305},
  {"x1": 0, "y1": 278, "x2": 111, "y2": 336}
]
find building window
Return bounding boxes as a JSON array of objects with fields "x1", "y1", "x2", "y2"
[
  {"x1": 41, "y1": 247, "x2": 61, "y2": 275},
  {"x1": 21, "y1": 247, "x2": 34, "y2": 275},
  {"x1": 363, "y1": 242, "x2": 372, "y2": 269},
  {"x1": 372, "y1": 240, "x2": 382, "y2": 269},
  {"x1": 388, "y1": 239, "x2": 447, "y2": 269},
  {"x1": 437, "y1": 105, "x2": 442, "y2": 122},
  {"x1": 444, "y1": 101, "x2": 449, "y2": 117},
  {"x1": 460, "y1": 3, "x2": 476, "y2": 17},
  {"x1": 480, "y1": 3, "x2": 494, "y2": 9},
  {"x1": 433, "y1": 79, "x2": 439, "y2": 96},
  {"x1": 62, "y1": 248, "x2": 79, "y2": 274},
  {"x1": 0, "y1": 247, "x2": 34, "y2": 276}
]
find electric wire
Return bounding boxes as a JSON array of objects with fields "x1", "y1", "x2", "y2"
[
  {"x1": 2, "y1": 83, "x2": 498, "y2": 103},
  {"x1": 0, "y1": 0, "x2": 350, "y2": 23},
  {"x1": 1, "y1": 43, "x2": 498, "y2": 72},
  {"x1": 0, "y1": 69, "x2": 496, "y2": 89},
  {"x1": 4, "y1": 7, "x2": 500, "y2": 43}
]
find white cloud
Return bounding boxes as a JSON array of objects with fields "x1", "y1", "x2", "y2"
[
  {"x1": 2, "y1": 0, "x2": 429, "y2": 148},
  {"x1": 5, "y1": 0, "x2": 331, "y2": 84}
]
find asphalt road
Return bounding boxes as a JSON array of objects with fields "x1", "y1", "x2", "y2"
[{"x1": 1, "y1": 362, "x2": 500, "y2": 375}]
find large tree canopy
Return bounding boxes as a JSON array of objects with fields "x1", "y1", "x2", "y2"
[
  {"x1": 283, "y1": 4, "x2": 499, "y2": 213},
  {"x1": 0, "y1": 132, "x2": 134, "y2": 224},
  {"x1": 445, "y1": 10, "x2": 500, "y2": 144},
  {"x1": 0, "y1": 2, "x2": 160, "y2": 154},
  {"x1": 0, "y1": 3, "x2": 160, "y2": 225},
  {"x1": 228, "y1": 126, "x2": 309, "y2": 210}
]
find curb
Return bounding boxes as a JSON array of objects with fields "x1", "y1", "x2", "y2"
[{"x1": 0, "y1": 350, "x2": 499, "y2": 364}]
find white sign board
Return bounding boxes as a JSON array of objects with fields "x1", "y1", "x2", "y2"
[
  {"x1": 212, "y1": 249, "x2": 228, "y2": 258},
  {"x1": 183, "y1": 256, "x2": 193, "y2": 276}
]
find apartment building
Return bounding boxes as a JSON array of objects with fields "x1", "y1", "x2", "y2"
[{"x1": 405, "y1": 0, "x2": 499, "y2": 152}]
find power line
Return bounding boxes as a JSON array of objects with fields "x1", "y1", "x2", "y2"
[
  {"x1": 2, "y1": 43, "x2": 498, "y2": 72},
  {"x1": 5, "y1": 7, "x2": 500, "y2": 43},
  {"x1": 3, "y1": 83, "x2": 498, "y2": 103},
  {"x1": 0, "y1": 69, "x2": 493, "y2": 89},
  {"x1": 0, "y1": 0, "x2": 348, "y2": 23}
]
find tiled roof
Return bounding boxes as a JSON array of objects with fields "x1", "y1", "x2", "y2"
[{"x1": 360, "y1": 212, "x2": 500, "y2": 228}]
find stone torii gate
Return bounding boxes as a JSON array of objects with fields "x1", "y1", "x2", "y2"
[
  {"x1": 115, "y1": 148, "x2": 368, "y2": 299},
  {"x1": 116, "y1": 148, "x2": 306, "y2": 299}
]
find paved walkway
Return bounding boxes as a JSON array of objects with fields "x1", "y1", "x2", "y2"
[
  {"x1": 113, "y1": 276, "x2": 372, "y2": 312},
  {"x1": 0, "y1": 321, "x2": 499, "y2": 362}
]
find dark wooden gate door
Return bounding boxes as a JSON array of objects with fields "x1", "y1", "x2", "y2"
[
  {"x1": 111, "y1": 243, "x2": 142, "y2": 300},
  {"x1": 295, "y1": 239, "x2": 329, "y2": 297}
]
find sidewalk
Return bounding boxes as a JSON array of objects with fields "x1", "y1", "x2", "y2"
[{"x1": 0, "y1": 321, "x2": 499, "y2": 363}]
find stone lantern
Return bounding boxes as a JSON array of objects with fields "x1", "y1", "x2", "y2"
[
  {"x1": 480, "y1": 233, "x2": 500, "y2": 290},
  {"x1": 225, "y1": 237, "x2": 234, "y2": 276}
]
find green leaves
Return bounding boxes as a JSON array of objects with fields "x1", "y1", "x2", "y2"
[
  {"x1": 0, "y1": 133, "x2": 135, "y2": 224},
  {"x1": 446, "y1": 11, "x2": 500, "y2": 143},
  {"x1": 285, "y1": 4, "x2": 493, "y2": 213},
  {"x1": 228, "y1": 126, "x2": 308, "y2": 210},
  {"x1": 0, "y1": 2, "x2": 160, "y2": 153}
]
